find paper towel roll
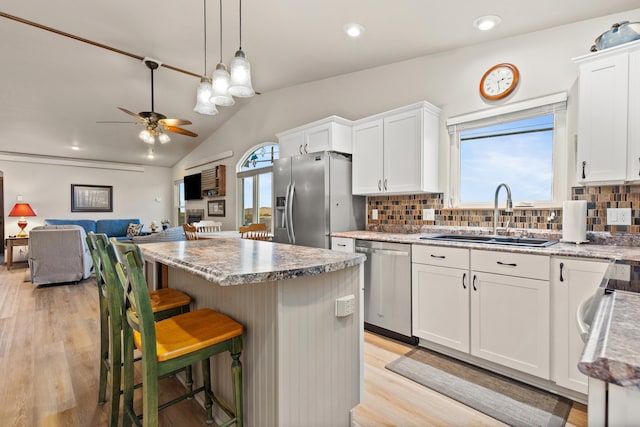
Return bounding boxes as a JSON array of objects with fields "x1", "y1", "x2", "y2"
[{"x1": 562, "y1": 200, "x2": 588, "y2": 244}]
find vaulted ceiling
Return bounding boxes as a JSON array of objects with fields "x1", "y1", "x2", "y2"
[{"x1": 1, "y1": 1, "x2": 637, "y2": 167}]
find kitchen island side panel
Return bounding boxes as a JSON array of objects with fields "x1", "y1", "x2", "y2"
[
  {"x1": 167, "y1": 264, "x2": 362, "y2": 427},
  {"x1": 277, "y1": 264, "x2": 361, "y2": 427},
  {"x1": 168, "y1": 267, "x2": 279, "y2": 427}
]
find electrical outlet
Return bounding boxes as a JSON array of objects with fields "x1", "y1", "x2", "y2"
[
  {"x1": 335, "y1": 295, "x2": 355, "y2": 317},
  {"x1": 423, "y1": 208, "x2": 435, "y2": 221},
  {"x1": 610, "y1": 264, "x2": 631, "y2": 281},
  {"x1": 371, "y1": 209, "x2": 378, "y2": 220},
  {"x1": 607, "y1": 208, "x2": 632, "y2": 225}
]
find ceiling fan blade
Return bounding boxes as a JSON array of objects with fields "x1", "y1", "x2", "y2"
[
  {"x1": 118, "y1": 107, "x2": 145, "y2": 121},
  {"x1": 163, "y1": 125, "x2": 198, "y2": 137},
  {"x1": 159, "y1": 118, "x2": 192, "y2": 126}
]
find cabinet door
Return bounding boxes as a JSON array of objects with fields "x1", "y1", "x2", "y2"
[
  {"x1": 278, "y1": 131, "x2": 305, "y2": 158},
  {"x1": 305, "y1": 123, "x2": 331, "y2": 154},
  {"x1": 577, "y1": 53, "x2": 629, "y2": 183},
  {"x1": 628, "y1": 49, "x2": 640, "y2": 182},
  {"x1": 470, "y1": 272, "x2": 550, "y2": 379},
  {"x1": 383, "y1": 109, "x2": 422, "y2": 193},
  {"x1": 352, "y1": 119, "x2": 384, "y2": 195},
  {"x1": 412, "y1": 263, "x2": 470, "y2": 352},
  {"x1": 551, "y1": 257, "x2": 608, "y2": 394}
]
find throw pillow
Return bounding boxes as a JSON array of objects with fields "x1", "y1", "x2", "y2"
[{"x1": 126, "y1": 223, "x2": 144, "y2": 237}]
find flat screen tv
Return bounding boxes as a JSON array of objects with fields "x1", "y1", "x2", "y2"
[{"x1": 184, "y1": 173, "x2": 202, "y2": 200}]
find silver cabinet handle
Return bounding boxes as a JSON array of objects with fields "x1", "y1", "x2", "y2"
[
  {"x1": 383, "y1": 178, "x2": 387, "y2": 191},
  {"x1": 378, "y1": 180, "x2": 382, "y2": 191}
]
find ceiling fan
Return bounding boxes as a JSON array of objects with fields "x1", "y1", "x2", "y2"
[{"x1": 109, "y1": 58, "x2": 198, "y2": 144}]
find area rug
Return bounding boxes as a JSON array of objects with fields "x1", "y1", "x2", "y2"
[{"x1": 386, "y1": 348, "x2": 572, "y2": 427}]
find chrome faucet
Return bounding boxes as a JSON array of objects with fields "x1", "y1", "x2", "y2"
[{"x1": 493, "y1": 183, "x2": 513, "y2": 236}]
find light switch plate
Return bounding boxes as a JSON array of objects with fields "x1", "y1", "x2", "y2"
[
  {"x1": 610, "y1": 264, "x2": 631, "y2": 281},
  {"x1": 607, "y1": 208, "x2": 632, "y2": 225},
  {"x1": 335, "y1": 295, "x2": 355, "y2": 317},
  {"x1": 423, "y1": 208, "x2": 435, "y2": 221}
]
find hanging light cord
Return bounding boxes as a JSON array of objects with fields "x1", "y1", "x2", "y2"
[
  {"x1": 203, "y1": 0, "x2": 207, "y2": 73},
  {"x1": 219, "y1": 0, "x2": 224, "y2": 63},
  {"x1": 238, "y1": 0, "x2": 242, "y2": 50}
]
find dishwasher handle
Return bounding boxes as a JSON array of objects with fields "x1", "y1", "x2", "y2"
[{"x1": 355, "y1": 246, "x2": 410, "y2": 257}]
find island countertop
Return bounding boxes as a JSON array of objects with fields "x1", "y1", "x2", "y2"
[{"x1": 138, "y1": 238, "x2": 366, "y2": 286}]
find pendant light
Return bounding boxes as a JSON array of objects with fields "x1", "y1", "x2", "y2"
[
  {"x1": 194, "y1": 0, "x2": 218, "y2": 115},
  {"x1": 228, "y1": 0, "x2": 255, "y2": 97},
  {"x1": 210, "y1": 0, "x2": 235, "y2": 106}
]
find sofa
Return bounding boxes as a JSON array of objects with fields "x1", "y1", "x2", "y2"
[
  {"x1": 44, "y1": 218, "x2": 146, "y2": 241},
  {"x1": 28, "y1": 225, "x2": 93, "y2": 285}
]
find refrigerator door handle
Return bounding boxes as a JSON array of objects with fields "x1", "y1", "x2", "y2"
[
  {"x1": 288, "y1": 181, "x2": 296, "y2": 244},
  {"x1": 283, "y1": 183, "x2": 291, "y2": 242}
]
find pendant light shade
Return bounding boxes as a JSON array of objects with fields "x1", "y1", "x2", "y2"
[
  {"x1": 229, "y1": 49, "x2": 254, "y2": 97},
  {"x1": 194, "y1": 0, "x2": 219, "y2": 115},
  {"x1": 211, "y1": 63, "x2": 235, "y2": 106},
  {"x1": 194, "y1": 76, "x2": 218, "y2": 115},
  {"x1": 228, "y1": 0, "x2": 255, "y2": 98}
]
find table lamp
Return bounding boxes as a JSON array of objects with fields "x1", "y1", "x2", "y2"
[{"x1": 8, "y1": 203, "x2": 36, "y2": 237}]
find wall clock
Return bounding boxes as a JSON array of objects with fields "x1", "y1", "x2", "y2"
[{"x1": 479, "y1": 63, "x2": 520, "y2": 100}]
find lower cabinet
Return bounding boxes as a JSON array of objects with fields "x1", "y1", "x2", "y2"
[
  {"x1": 412, "y1": 246, "x2": 551, "y2": 380},
  {"x1": 551, "y1": 257, "x2": 608, "y2": 394}
]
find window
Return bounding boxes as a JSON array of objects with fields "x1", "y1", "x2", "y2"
[
  {"x1": 237, "y1": 143, "x2": 279, "y2": 232},
  {"x1": 175, "y1": 180, "x2": 186, "y2": 225},
  {"x1": 447, "y1": 93, "x2": 567, "y2": 207}
]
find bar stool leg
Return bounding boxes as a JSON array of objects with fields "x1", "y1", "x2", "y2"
[
  {"x1": 108, "y1": 320, "x2": 122, "y2": 427},
  {"x1": 202, "y1": 358, "x2": 214, "y2": 424},
  {"x1": 231, "y1": 350, "x2": 244, "y2": 427},
  {"x1": 98, "y1": 300, "x2": 109, "y2": 405}
]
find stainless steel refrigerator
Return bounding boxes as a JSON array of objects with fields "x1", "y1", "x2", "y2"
[{"x1": 273, "y1": 151, "x2": 365, "y2": 249}]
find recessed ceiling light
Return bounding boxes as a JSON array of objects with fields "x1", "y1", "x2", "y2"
[
  {"x1": 71, "y1": 145, "x2": 80, "y2": 151},
  {"x1": 344, "y1": 23, "x2": 365, "y2": 38},
  {"x1": 473, "y1": 15, "x2": 501, "y2": 31}
]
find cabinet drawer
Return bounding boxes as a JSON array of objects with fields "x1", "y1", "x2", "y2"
[
  {"x1": 331, "y1": 237, "x2": 355, "y2": 252},
  {"x1": 471, "y1": 250, "x2": 549, "y2": 280},
  {"x1": 412, "y1": 245, "x2": 469, "y2": 269}
]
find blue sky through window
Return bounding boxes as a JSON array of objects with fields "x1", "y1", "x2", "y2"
[{"x1": 460, "y1": 114, "x2": 553, "y2": 203}]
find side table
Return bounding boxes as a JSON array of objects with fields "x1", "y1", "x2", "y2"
[{"x1": 6, "y1": 236, "x2": 29, "y2": 270}]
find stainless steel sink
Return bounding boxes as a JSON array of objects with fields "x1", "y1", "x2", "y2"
[{"x1": 420, "y1": 234, "x2": 558, "y2": 247}]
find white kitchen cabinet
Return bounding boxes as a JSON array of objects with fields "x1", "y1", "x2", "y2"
[
  {"x1": 352, "y1": 101, "x2": 441, "y2": 195},
  {"x1": 412, "y1": 246, "x2": 470, "y2": 352},
  {"x1": 331, "y1": 237, "x2": 355, "y2": 252},
  {"x1": 551, "y1": 257, "x2": 608, "y2": 394},
  {"x1": 276, "y1": 116, "x2": 353, "y2": 158},
  {"x1": 574, "y1": 39, "x2": 640, "y2": 184},
  {"x1": 470, "y1": 250, "x2": 550, "y2": 379}
]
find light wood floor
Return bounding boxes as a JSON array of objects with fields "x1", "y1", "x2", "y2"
[{"x1": 0, "y1": 263, "x2": 587, "y2": 426}]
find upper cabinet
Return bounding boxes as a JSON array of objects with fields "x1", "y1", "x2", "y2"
[
  {"x1": 352, "y1": 101, "x2": 441, "y2": 195},
  {"x1": 201, "y1": 164, "x2": 226, "y2": 197},
  {"x1": 276, "y1": 116, "x2": 353, "y2": 158},
  {"x1": 574, "y1": 40, "x2": 640, "y2": 184}
]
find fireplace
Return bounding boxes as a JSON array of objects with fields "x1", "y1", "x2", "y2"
[{"x1": 186, "y1": 209, "x2": 205, "y2": 224}]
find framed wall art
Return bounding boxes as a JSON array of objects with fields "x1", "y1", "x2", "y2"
[
  {"x1": 208, "y1": 200, "x2": 225, "y2": 217},
  {"x1": 71, "y1": 184, "x2": 113, "y2": 212}
]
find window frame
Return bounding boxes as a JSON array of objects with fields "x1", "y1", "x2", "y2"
[
  {"x1": 446, "y1": 92, "x2": 568, "y2": 209},
  {"x1": 236, "y1": 142, "x2": 278, "y2": 229}
]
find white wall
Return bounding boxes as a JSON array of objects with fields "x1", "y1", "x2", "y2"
[
  {"x1": 2, "y1": 158, "x2": 173, "y2": 235},
  {"x1": 176, "y1": 9, "x2": 640, "y2": 228}
]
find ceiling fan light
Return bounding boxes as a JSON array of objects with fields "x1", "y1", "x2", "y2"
[
  {"x1": 194, "y1": 76, "x2": 218, "y2": 115},
  {"x1": 228, "y1": 49, "x2": 255, "y2": 98},
  {"x1": 158, "y1": 133, "x2": 171, "y2": 144},
  {"x1": 211, "y1": 63, "x2": 235, "y2": 106},
  {"x1": 139, "y1": 129, "x2": 155, "y2": 144}
]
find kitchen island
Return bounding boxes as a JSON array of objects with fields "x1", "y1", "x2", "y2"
[{"x1": 138, "y1": 238, "x2": 365, "y2": 427}]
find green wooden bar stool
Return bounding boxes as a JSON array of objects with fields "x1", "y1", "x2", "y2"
[
  {"x1": 87, "y1": 233, "x2": 193, "y2": 427},
  {"x1": 106, "y1": 239, "x2": 244, "y2": 427}
]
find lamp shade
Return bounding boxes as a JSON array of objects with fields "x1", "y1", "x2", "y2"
[
  {"x1": 9, "y1": 203, "x2": 36, "y2": 217},
  {"x1": 194, "y1": 76, "x2": 219, "y2": 115},
  {"x1": 211, "y1": 63, "x2": 235, "y2": 106},
  {"x1": 228, "y1": 49, "x2": 255, "y2": 97}
]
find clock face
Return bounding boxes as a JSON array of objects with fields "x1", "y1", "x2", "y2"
[{"x1": 480, "y1": 63, "x2": 519, "y2": 100}]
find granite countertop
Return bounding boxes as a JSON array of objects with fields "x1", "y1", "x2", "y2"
[
  {"x1": 332, "y1": 230, "x2": 640, "y2": 261},
  {"x1": 139, "y1": 238, "x2": 365, "y2": 286},
  {"x1": 578, "y1": 260, "x2": 640, "y2": 388}
]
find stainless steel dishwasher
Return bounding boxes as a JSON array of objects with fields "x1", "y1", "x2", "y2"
[{"x1": 355, "y1": 240, "x2": 412, "y2": 339}]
